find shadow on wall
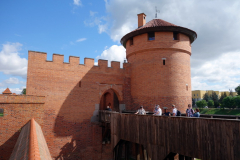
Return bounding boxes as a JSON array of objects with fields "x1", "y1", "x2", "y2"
[
  {"x1": 0, "y1": 131, "x2": 20, "y2": 160},
  {"x1": 52, "y1": 65, "x2": 127, "y2": 159}
]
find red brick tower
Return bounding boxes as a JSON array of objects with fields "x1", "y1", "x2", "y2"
[{"x1": 121, "y1": 13, "x2": 197, "y2": 112}]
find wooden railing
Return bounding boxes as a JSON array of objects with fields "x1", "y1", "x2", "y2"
[
  {"x1": 99, "y1": 111, "x2": 240, "y2": 160},
  {"x1": 99, "y1": 110, "x2": 118, "y2": 123}
]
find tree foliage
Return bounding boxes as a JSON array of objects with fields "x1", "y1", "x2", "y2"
[
  {"x1": 192, "y1": 98, "x2": 196, "y2": 106},
  {"x1": 196, "y1": 100, "x2": 207, "y2": 108},
  {"x1": 229, "y1": 89, "x2": 234, "y2": 97},
  {"x1": 21, "y1": 88, "x2": 26, "y2": 95},
  {"x1": 233, "y1": 96, "x2": 240, "y2": 108},
  {"x1": 212, "y1": 92, "x2": 219, "y2": 107},
  {"x1": 219, "y1": 92, "x2": 227, "y2": 104},
  {"x1": 235, "y1": 85, "x2": 240, "y2": 95},
  {"x1": 222, "y1": 96, "x2": 235, "y2": 109},
  {"x1": 208, "y1": 100, "x2": 214, "y2": 108},
  {"x1": 203, "y1": 93, "x2": 212, "y2": 102}
]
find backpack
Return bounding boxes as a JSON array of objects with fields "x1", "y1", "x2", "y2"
[{"x1": 176, "y1": 110, "x2": 181, "y2": 116}]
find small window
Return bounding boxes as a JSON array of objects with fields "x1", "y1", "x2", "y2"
[
  {"x1": 186, "y1": 84, "x2": 188, "y2": 91},
  {"x1": 0, "y1": 108, "x2": 3, "y2": 117},
  {"x1": 129, "y1": 37, "x2": 133, "y2": 46},
  {"x1": 194, "y1": 94, "x2": 195, "y2": 96},
  {"x1": 173, "y1": 32, "x2": 179, "y2": 40},
  {"x1": 197, "y1": 94, "x2": 198, "y2": 96},
  {"x1": 148, "y1": 32, "x2": 155, "y2": 40},
  {"x1": 162, "y1": 58, "x2": 166, "y2": 65}
]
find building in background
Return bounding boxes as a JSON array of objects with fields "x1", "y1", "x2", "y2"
[{"x1": 192, "y1": 90, "x2": 237, "y2": 102}]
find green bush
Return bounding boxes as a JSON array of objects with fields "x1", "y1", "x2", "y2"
[
  {"x1": 196, "y1": 100, "x2": 207, "y2": 108},
  {"x1": 208, "y1": 100, "x2": 214, "y2": 108},
  {"x1": 222, "y1": 96, "x2": 235, "y2": 109},
  {"x1": 233, "y1": 96, "x2": 240, "y2": 108}
]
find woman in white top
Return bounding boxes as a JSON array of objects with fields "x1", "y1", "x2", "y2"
[{"x1": 153, "y1": 105, "x2": 162, "y2": 116}]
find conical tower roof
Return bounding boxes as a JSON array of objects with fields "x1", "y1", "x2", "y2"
[
  {"x1": 121, "y1": 19, "x2": 197, "y2": 47},
  {"x1": 2, "y1": 88, "x2": 12, "y2": 94}
]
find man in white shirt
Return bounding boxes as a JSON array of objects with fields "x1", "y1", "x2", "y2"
[
  {"x1": 153, "y1": 105, "x2": 162, "y2": 116},
  {"x1": 135, "y1": 106, "x2": 146, "y2": 115},
  {"x1": 172, "y1": 104, "x2": 177, "y2": 116}
]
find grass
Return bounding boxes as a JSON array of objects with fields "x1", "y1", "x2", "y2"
[{"x1": 199, "y1": 108, "x2": 240, "y2": 115}]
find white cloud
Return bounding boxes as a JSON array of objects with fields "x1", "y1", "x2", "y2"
[
  {"x1": 84, "y1": 12, "x2": 108, "y2": 34},
  {"x1": 76, "y1": 38, "x2": 87, "y2": 42},
  {"x1": 90, "y1": 11, "x2": 97, "y2": 17},
  {"x1": 191, "y1": 51, "x2": 240, "y2": 91},
  {"x1": 96, "y1": 45, "x2": 126, "y2": 67},
  {"x1": 73, "y1": 0, "x2": 82, "y2": 6},
  {"x1": 0, "y1": 42, "x2": 27, "y2": 78}
]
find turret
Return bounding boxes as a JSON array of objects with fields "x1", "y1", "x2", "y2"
[{"x1": 120, "y1": 13, "x2": 197, "y2": 112}]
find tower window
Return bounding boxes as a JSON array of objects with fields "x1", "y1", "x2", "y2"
[
  {"x1": 173, "y1": 32, "x2": 179, "y2": 40},
  {"x1": 148, "y1": 32, "x2": 155, "y2": 40},
  {"x1": 186, "y1": 84, "x2": 188, "y2": 91},
  {"x1": 162, "y1": 58, "x2": 166, "y2": 65},
  {"x1": 129, "y1": 37, "x2": 133, "y2": 46}
]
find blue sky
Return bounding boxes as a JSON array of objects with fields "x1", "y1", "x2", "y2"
[{"x1": 0, "y1": 0, "x2": 240, "y2": 94}]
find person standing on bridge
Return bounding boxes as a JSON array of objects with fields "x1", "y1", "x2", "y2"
[
  {"x1": 186, "y1": 104, "x2": 194, "y2": 117},
  {"x1": 171, "y1": 104, "x2": 177, "y2": 116},
  {"x1": 153, "y1": 105, "x2": 162, "y2": 116},
  {"x1": 135, "y1": 106, "x2": 146, "y2": 115}
]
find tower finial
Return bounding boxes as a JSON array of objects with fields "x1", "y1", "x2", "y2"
[{"x1": 155, "y1": 6, "x2": 160, "y2": 18}]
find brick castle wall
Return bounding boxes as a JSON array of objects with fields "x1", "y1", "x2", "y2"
[
  {"x1": 0, "y1": 95, "x2": 45, "y2": 160},
  {"x1": 26, "y1": 51, "x2": 132, "y2": 159}
]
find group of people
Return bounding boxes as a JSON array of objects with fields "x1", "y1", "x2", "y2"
[{"x1": 134, "y1": 104, "x2": 200, "y2": 117}]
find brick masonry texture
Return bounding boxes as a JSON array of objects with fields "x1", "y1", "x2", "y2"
[
  {"x1": 0, "y1": 95, "x2": 45, "y2": 160},
  {"x1": 0, "y1": 28, "x2": 194, "y2": 159}
]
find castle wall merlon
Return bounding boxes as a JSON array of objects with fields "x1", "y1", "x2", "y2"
[
  {"x1": 28, "y1": 50, "x2": 47, "y2": 62},
  {"x1": 98, "y1": 59, "x2": 108, "y2": 67},
  {"x1": 84, "y1": 58, "x2": 94, "y2": 67},
  {"x1": 111, "y1": 61, "x2": 120, "y2": 69},
  {"x1": 69, "y1": 56, "x2": 80, "y2": 65},
  {"x1": 53, "y1": 54, "x2": 64, "y2": 63}
]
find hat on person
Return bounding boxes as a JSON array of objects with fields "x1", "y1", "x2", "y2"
[{"x1": 140, "y1": 106, "x2": 143, "y2": 108}]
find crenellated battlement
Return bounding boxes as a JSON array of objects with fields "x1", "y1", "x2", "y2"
[{"x1": 28, "y1": 50, "x2": 129, "y2": 70}]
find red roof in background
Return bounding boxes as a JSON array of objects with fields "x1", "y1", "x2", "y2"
[{"x1": 2, "y1": 88, "x2": 12, "y2": 94}]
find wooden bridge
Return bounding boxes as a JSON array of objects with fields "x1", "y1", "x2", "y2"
[{"x1": 99, "y1": 111, "x2": 240, "y2": 160}]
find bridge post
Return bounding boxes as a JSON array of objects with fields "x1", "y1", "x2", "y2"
[
  {"x1": 136, "y1": 143, "x2": 140, "y2": 160},
  {"x1": 143, "y1": 147, "x2": 147, "y2": 160},
  {"x1": 179, "y1": 154, "x2": 184, "y2": 160}
]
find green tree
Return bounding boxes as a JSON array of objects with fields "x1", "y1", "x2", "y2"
[
  {"x1": 212, "y1": 92, "x2": 219, "y2": 107},
  {"x1": 229, "y1": 89, "x2": 234, "y2": 97},
  {"x1": 203, "y1": 93, "x2": 212, "y2": 102},
  {"x1": 219, "y1": 92, "x2": 227, "y2": 104},
  {"x1": 192, "y1": 98, "x2": 196, "y2": 107},
  {"x1": 235, "y1": 85, "x2": 240, "y2": 95},
  {"x1": 222, "y1": 96, "x2": 235, "y2": 109},
  {"x1": 21, "y1": 88, "x2": 26, "y2": 95},
  {"x1": 208, "y1": 100, "x2": 214, "y2": 108},
  {"x1": 196, "y1": 100, "x2": 207, "y2": 108},
  {"x1": 233, "y1": 96, "x2": 240, "y2": 108}
]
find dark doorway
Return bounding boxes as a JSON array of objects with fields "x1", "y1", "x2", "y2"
[{"x1": 100, "y1": 89, "x2": 119, "y2": 111}]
